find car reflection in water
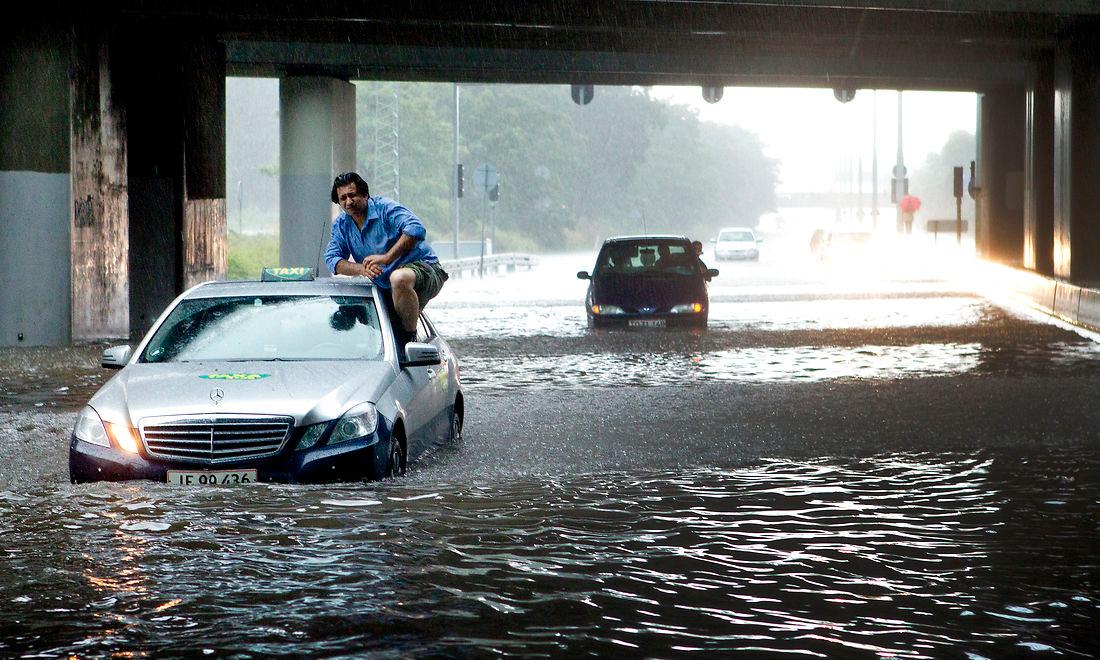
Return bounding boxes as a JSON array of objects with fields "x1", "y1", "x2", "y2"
[{"x1": 577, "y1": 235, "x2": 718, "y2": 329}]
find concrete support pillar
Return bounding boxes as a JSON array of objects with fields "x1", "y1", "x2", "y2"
[
  {"x1": 975, "y1": 86, "x2": 1026, "y2": 266},
  {"x1": 181, "y1": 41, "x2": 228, "y2": 290},
  {"x1": 1024, "y1": 53, "x2": 1055, "y2": 275},
  {"x1": 1053, "y1": 28, "x2": 1100, "y2": 283},
  {"x1": 279, "y1": 76, "x2": 356, "y2": 271},
  {"x1": 70, "y1": 25, "x2": 129, "y2": 341},
  {"x1": 125, "y1": 40, "x2": 183, "y2": 338},
  {"x1": 125, "y1": 39, "x2": 226, "y2": 337},
  {"x1": 0, "y1": 34, "x2": 71, "y2": 346}
]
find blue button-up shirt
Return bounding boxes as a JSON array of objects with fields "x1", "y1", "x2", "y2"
[{"x1": 323, "y1": 196, "x2": 439, "y2": 288}]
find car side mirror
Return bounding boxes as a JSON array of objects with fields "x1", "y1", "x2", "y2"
[
  {"x1": 756, "y1": 238, "x2": 764, "y2": 244},
  {"x1": 709, "y1": 237, "x2": 716, "y2": 243},
  {"x1": 101, "y1": 345, "x2": 132, "y2": 369},
  {"x1": 705, "y1": 268, "x2": 719, "y2": 281},
  {"x1": 401, "y1": 342, "x2": 442, "y2": 368},
  {"x1": 576, "y1": 271, "x2": 590, "y2": 280}
]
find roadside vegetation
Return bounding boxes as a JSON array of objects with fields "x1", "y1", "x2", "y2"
[
  {"x1": 227, "y1": 231, "x2": 277, "y2": 280},
  {"x1": 227, "y1": 80, "x2": 781, "y2": 258}
]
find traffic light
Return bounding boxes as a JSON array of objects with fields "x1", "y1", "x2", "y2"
[
  {"x1": 489, "y1": 183, "x2": 500, "y2": 202},
  {"x1": 456, "y1": 163, "x2": 464, "y2": 198}
]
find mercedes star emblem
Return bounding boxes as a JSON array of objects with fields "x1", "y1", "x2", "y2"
[{"x1": 210, "y1": 388, "x2": 225, "y2": 404}]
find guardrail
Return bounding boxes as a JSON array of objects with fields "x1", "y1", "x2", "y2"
[
  {"x1": 439, "y1": 253, "x2": 539, "y2": 278},
  {"x1": 926, "y1": 219, "x2": 969, "y2": 244}
]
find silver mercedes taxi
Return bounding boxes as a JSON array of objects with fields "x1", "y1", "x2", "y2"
[{"x1": 69, "y1": 269, "x2": 462, "y2": 485}]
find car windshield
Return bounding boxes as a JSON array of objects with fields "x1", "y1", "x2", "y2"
[
  {"x1": 719, "y1": 230, "x2": 754, "y2": 241},
  {"x1": 140, "y1": 295, "x2": 384, "y2": 363},
  {"x1": 595, "y1": 241, "x2": 698, "y2": 276}
]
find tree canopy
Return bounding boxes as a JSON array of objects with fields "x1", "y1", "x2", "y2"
[
  {"x1": 355, "y1": 83, "x2": 778, "y2": 252},
  {"x1": 910, "y1": 130, "x2": 976, "y2": 223}
]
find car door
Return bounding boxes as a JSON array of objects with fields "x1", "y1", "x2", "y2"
[
  {"x1": 420, "y1": 314, "x2": 455, "y2": 445},
  {"x1": 400, "y1": 315, "x2": 445, "y2": 460}
]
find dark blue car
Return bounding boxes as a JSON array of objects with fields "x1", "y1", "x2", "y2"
[{"x1": 577, "y1": 236, "x2": 718, "y2": 328}]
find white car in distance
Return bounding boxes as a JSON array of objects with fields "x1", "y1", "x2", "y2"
[{"x1": 713, "y1": 227, "x2": 761, "y2": 261}]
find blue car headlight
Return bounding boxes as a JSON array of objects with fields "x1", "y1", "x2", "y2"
[{"x1": 329, "y1": 403, "x2": 378, "y2": 444}]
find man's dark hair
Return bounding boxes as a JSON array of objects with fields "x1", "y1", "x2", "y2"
[{"x1": 331, "y1": 172, "x2": 370, "y2": 204}]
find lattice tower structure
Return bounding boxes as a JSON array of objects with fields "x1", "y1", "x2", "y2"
[{"x1": 370, "y1": 82, "x2": 400, "y2": 200}]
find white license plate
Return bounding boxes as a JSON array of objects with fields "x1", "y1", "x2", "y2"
[
  {"x1": 628, "y1": 318, "x2": 666, "y2": 328},
  {"x1": 166, "y1": 469, "x2": 258, "y2": 486}
]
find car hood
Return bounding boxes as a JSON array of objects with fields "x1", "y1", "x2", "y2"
[
  {"x1": 592, "y1": 273, "x2": 706, "y2": 308},
  {"x1": 88, "y1": 360, "x2": 396, "y2": 428}
]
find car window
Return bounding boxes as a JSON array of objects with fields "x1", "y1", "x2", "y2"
[
  {"x1": 719, "y1": 230, "x2": 754, "y2": 241},
  {"x1": 595, "y1": 241, "x2": 697, "y2": 276},
  {"x1": 140, "y1": 295, "x2": 384, "y2": 362},
  {"x1": 415, "y1": 315, "x2": 432, "y2": 343}
]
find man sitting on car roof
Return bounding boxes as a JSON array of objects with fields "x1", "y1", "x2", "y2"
[{"x1": 324, "y1": 172, "x2": 448, "y2": 340}]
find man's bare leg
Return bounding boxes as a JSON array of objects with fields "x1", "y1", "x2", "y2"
[{"x1": 390, "y1": 268, "x2": 420, "y2": 332}]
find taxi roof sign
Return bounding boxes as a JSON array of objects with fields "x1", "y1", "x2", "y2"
[{"x1": 261, "y1": 267, "x2": 315, "y2": 282}]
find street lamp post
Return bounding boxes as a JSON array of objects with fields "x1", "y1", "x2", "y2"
[
  {"x1": 872, "y1": 91, "x2": 879, "y2": 229},
  {"x1": 894, "y1": 90, "x2": 907, "y2": 233},
  {"x1": 452, "y1": 83, "x2": 461, "y2": 260}
]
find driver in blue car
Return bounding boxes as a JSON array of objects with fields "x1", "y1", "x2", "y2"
[{"x1": 324, "y1": 172, "x2": 448, "y2": 343}]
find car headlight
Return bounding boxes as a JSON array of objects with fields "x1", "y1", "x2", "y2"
[
  {"x1": 106, "y1": 423, "x2": 141, "y2": 453},
  {"x1": 670, "y1": 303, "x2": 704, "y2": 314},
  {"x1": 296, "y1": 422, "x2": 328, "y2": 451},
  {"x1": 592, "y1": 304, "x2": 624, "y2": 315},
  {"x1": 73, "y1": 406, "x2": 140, "y2": 453},
  {"x1": 74, "y1": 406, "x2": 110, "y2": 448},
  {"x1": 329, "y1": 403, "x2": 378, "y2": 444}
]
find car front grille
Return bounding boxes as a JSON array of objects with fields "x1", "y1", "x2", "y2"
[
  {"x1": 620, "y1": 306, "x2": 669, "y2": 314},
  {"x1": 140, "y1": 415, "x2": 293, "y2": 464}
]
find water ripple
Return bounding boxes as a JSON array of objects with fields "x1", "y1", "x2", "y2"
[{"x1": 2, "y1": 451, "x2": 1096, "y2": 656}]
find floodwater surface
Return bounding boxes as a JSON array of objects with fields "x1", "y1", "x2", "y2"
[
  {"x1": 3, "y1": 250, "x2": 1100, "y2": 656},
  {"x1": 3, "y1": 450, "x2": 1099, "y2": 657}
]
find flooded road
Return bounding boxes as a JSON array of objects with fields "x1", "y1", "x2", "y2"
[{"x1": 4, "y1": 249, "x2": 1100, "y2": 656}]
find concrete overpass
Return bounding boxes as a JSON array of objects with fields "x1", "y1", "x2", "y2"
[{"x1": 2, "y1": 1, "x2": 1099, "y2": 345}]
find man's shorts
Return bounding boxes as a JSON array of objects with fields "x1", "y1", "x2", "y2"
[{"x1": 401, "y1": 260, "x2": 449, "y2": 309}]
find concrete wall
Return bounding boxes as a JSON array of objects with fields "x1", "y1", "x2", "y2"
[
  {"x1": 1053, "y1": 27, "x2": 1100, "y2": 284},
  {"x1": 990, "y1": 260, "x2": 1100, "y2": 335},
  {"x1": 976, "y1": 86, "x2": 1026, "y2": 267},
  {"x1": 0, "y1": 173, "x2": 72, "y2": 346},
  {"x1": 1024, "y1": 53, "x2": 1054, "y2": 275},
  {"x1": 123, "y1": 39, "x2": 227, "y2": 337},
  {"x1": 0, "y1": 36, "x2": 72, "y2": 346},
  {"x1": 182, "y1": 41, "x2": 228, "y2": 290},
  {"x1": 70, "y1": 25, "x2": 130, "y2": 341}
]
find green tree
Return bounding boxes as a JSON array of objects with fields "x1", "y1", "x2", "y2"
[
  {"x1": 353, "y1": 82, "x2": 778, "y2": 253},
  {"x1": 911, "y1": 130, "x2": 976, "y2": 223}
]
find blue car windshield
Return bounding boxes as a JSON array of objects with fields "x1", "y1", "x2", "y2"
[
  {"x1": 140, "y1": 295, "x2": 384, "y2": 363},
  {"x1": 596, "y1": 241, "x2": 699, "y2": 276}
]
